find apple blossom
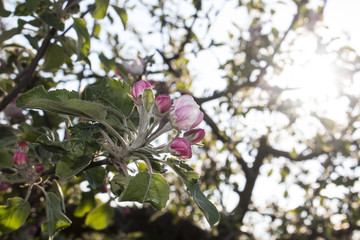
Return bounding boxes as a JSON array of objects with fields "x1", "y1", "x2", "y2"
[
  {"x1": 184, "y1": 129, "x2": 205, "y2": 144},
  {"x1": 169, "y1": 95, "x2": 203, "y2": 131},
  {"x1": 12, "y1": 152, "x2": 28, "y2": 167},
  {"x1": 130, "y1": 80, "x2": 152, "y2": 100},
  {"x1": 19, "y1": 141, "x2": 29, "y2": 153},
  {"x1": 170, "y1": 137, "x2": 192, "y2": 159},
  {"x1": 124, "y1": 58, "x2": 144, "y2": 75},
  {"x1": 155, "y1": 94, "x2": 171, "y2": 114}
]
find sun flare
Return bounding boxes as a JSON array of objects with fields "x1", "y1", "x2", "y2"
[{"x1": 273, "y1": 35, "x2": 345, "y2": 122}]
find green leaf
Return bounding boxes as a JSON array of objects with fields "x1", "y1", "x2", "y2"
[
  {"x1": 142, "y1": 88, "x2": 154, "y2": 112},
  {"x1": 69, "y1": 122, "x2": 103, "y2": 139},
  {"x1": 41, "y1": 193, "x2": 71, "y2": 237},
  {"x1": 98, "y1": 53, "x2": 116, "y2": 71},
  {"x1": 0, "y1": 197, "x2": 30, "y2": 234},
  {"x1": 43, "y1": 43, "x2": 67, "y2": 71},
  {"x1": 168, "y1": 160, "x2": 219, "y2": 227},
  {"x1": 187, "y1": 181, "x2": 220, "y2": 227},
  {"x1": 112, "y1": 6, "x2": 127, "y2": 29},
  {"x1": 74, "y1": 192, "x2": 96, "y2": 218},
  {"x1": 24, "y1": 34, "x2": 39, "y2": 49},
  {"x1": 0, "y1": 1, "x2": 11, "y2": 17},
  {"x1": 0, "y1": 28, "x2": 21, "y2": 44},
  {"x1": 17, "y1": 86, "x2": 107, "y2": 122},
  {"x1": 120, "y1": 172, "x2": 169, "y2": 210},
  {"x1": 56, "y1": 156, "x2": 92, "y2": 180},
  {"x1": 0, "y1": 149, "x2": 13, "y2": 169},
  {"x1": 26, "y1": 0, "x2": 41, "y2": 11},
  {"x1": 91, "y1": 0, "x2": 109, "y2": 19},
  {"x1": 110, "y1": 174, "x2": 132, "y2": 196},
  {"x1": 40, "y1": 12, "x2": 64, "y2": 31},
  {"x1": 82, "y1": 78, "x2": 134, "y2": 117},
  {"x1": 92, "y1": 22, "x2": 101, "y2": 38},
  {"x1": 73, "y1": 18, "x2": 90, "y2": 60},
  {"x1": 85, "y1": 203, "x2": 114, "y2": 230},
  {"x1": 85, "y1": 166, "x2": 106, "y2": 189}
]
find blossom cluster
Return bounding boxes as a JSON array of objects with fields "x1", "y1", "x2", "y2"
[{"x1": 131, "y1": 80, "x2": 205, "y2": 159}]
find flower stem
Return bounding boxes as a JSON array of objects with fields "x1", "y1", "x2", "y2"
[
  {"x1": 101, "y1": 121, "x2": 128, "y2": 150},
  {"x1": 146, "y1": 122, "x2": 173, "y2": 144}
]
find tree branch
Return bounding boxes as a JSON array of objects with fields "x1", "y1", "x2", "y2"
[
  {"x1": 196, "y1": 0, "x2": 307, "y2": 105},
  {"x1": 0, "y1": 28, "x2": 57, "y2": 111}
]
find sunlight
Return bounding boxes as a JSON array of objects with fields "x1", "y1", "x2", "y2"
[{"x1": 274, "y1": 35, "x2": 346, "y2": 123}]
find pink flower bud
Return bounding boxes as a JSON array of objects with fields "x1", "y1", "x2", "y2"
[
  {"x1": 169, "y1": 95, "x2": 204, "y2": 131},
  {"x1": 155, "y1": 94, "x2": 171, "y2": 114},
  {"x1": 35, "y1": 163, "x2": 43, "y2": 174},
  {"x1": 124, "y1": 58, "x2": 144, "y2": 75},
  {"x1": 0, "y1": 182, "x2": 10, "y2": 191},
  {"x1": 170, "y1": 137, "x2": 192, "y2": 159},
  {"x1": 130, "y1": 80, "x2": 152, "y2": 100},
  {"x1": 12, "y1": 152, "x2": 28, "y2": 166},
  {"x1": 184, "y1": 129, "x2": 205, "y2": 144},
  {"x1": 19, "y1": 141, "x2": 29, "y2": 153}
]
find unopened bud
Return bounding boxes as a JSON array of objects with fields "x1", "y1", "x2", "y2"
[
  {"x1": 130, "y1": 80, "x2": 152, "y2": 100},
  {"x1": 170, "y1": 137, "x2": 192, "y2": 159},
  {"x1": 12, "y1": 152, "x2": 28, "y2": 167},
  {"x1": 184, "y1": 129, "x2": 205, "y2": 144},
  {"x1": 0, "y1": 182, "x2": 10, "y2": 191},
  {"x1": 35, "y1": 163, "x2": 43, "y2": 174},
  {"x1": 124, "y1": 58, "x2": 144, "y2": 75},
  {"x1": 19, "y1": 141, "x2": 29, "y2": 153},
  {"x1": 155, "y1": 94, "x2": 171, "y2": 114},
  {"x1": 169, "y1": 95, "x2": 203, "y2": 131}
]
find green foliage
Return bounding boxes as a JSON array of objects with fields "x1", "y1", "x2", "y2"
[
  {"x1": 0, "y1": 149, "x2": 13, "y2": 169},
  {"x1": 0, "y1": 28, "x2": 21, "y2": 45},
  {"x1": 84, "y1": 167, "x2": 106, "y2": 189},
  {"x1": 82, "y1": 78, "x2": 134, "y2": 117},
  {"x1": 187, "y1": 181, "x2": 220, "y2": 228},
  {"x1": 119, "y1": 172, "x2": 170, "y2": 210},
  {"x1": 40, "y1": 12, "x2": 65, "y2": 31},
  {"x1": 112, "y1": 6, "x2": 128, "y2": 29},
  {"x1": 73, "y1": 18, "x2": 91, "y2": 60},
  {"x1": 41, "y1": 193, "x2": 71, "y2": 237},
  {"x1": 74, "y1": 192, "x2": 96, "y2": 218},
  {"x1": 56, "y1": 156, "x2": 92, "y2": 180},
  {"x1": 17, "y1": 86, "x2": 107, "y2": 122},
  {"x1": 43, "y1": 43, "x2": 67, "y2": 71},
  {"x1": 85, "y1": 203, "x2": 114, "y2": 230},
  {"x1": 91, "y1": 0, "x2": 110, "y2": 20},
  {"x1": 0, "y1": 197, "x2": 30, "y2": 234}
]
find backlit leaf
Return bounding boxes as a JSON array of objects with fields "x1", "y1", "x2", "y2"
[{"x1": 0, "y1": 197, "x2": 30, "y2": 234}]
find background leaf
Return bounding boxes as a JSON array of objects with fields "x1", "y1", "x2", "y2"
[
  {"x1": 41, "y1": 193, "x2": 71, "y2": 237},
  {"x1": 84, "y1": 166, "x2": 106, "y2": 189},
  {"x1": 112, "y1": 6, "x2": 127, "y2": 29},
  {"x1": 74, "y1": 192, "x2": 96, "y2": 218},
  {"x1": 85, "y1": 203, "x2": 114, "y2": 230},
  {"x1": 0, "y1": 197, "x2": 30, "y2": 234},
  {"x1": 73, "y1": 18, "x2": 90, "y2": 60},
  {"x1": 40, "y1": 12, "x2": 64, "y2": 30},
  {"x1": 91, "y1": 0, "x2": 109, "y2": 20},
  {"x1": 43, "y1": 43, "x2": 67, "y2": 71}
]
